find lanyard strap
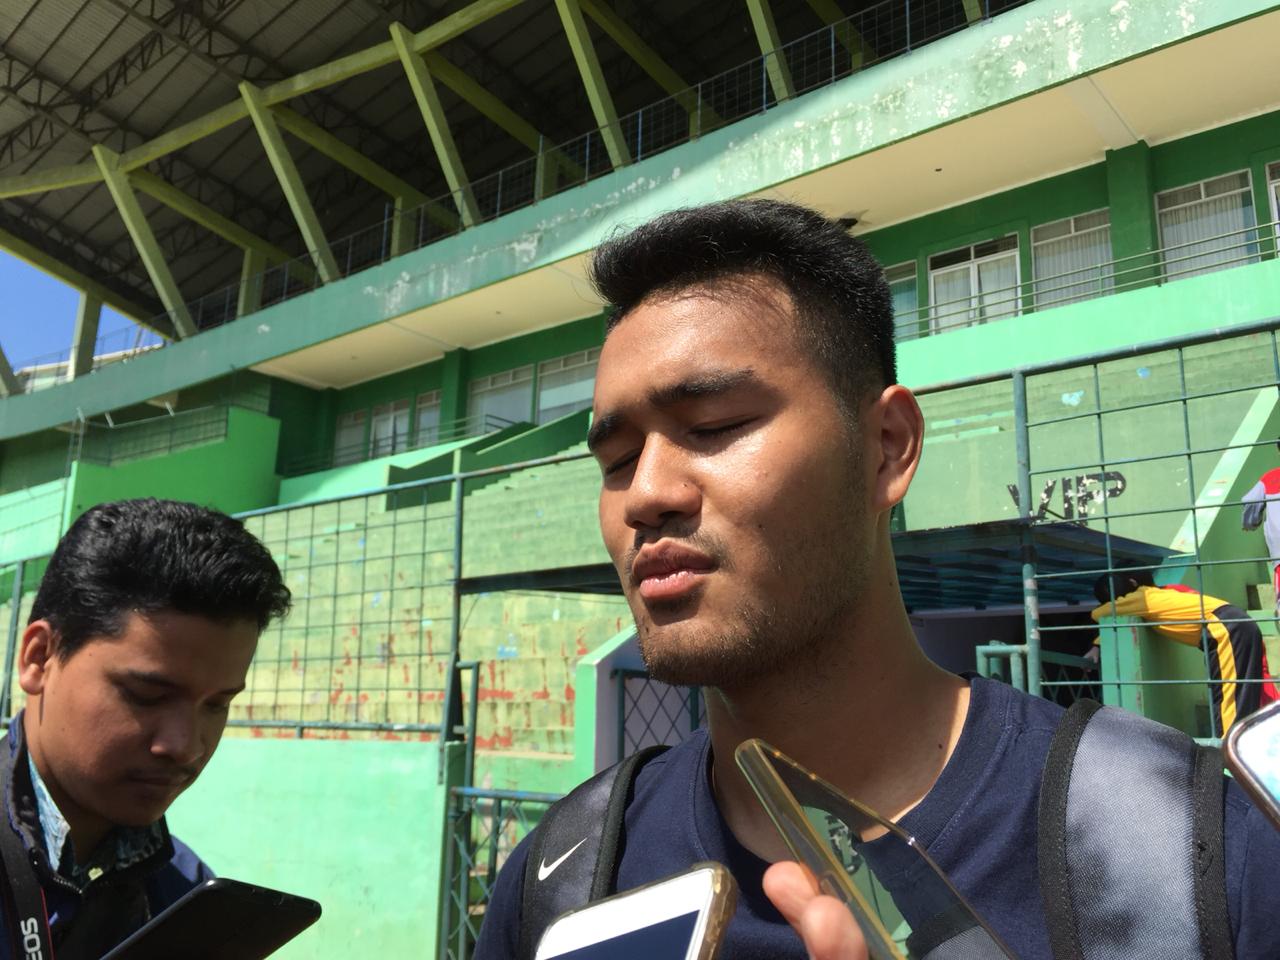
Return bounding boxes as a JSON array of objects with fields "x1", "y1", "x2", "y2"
[{"x1": 0, "y1": 765, "x2": 54, "y2": 960}]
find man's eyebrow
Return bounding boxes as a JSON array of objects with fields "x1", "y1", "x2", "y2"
[
  {"x1": 588, "y1": 369, "x2": 760, "y2": 455},
  {"x1": 118, "y1": 669, "x2": 245, "y2": 698}
]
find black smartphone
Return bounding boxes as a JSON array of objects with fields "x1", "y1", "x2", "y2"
[
  {"x1": 101, "y1": 877, "x2": 321, "y2": 960},
  {"x1": 1225, "y1": 699, "x2": 1280, "y2": 832}
]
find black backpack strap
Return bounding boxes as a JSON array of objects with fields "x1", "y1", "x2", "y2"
[
  {"x1": 0, "y1": 761, "x2": 54, "y2": 960},
  {"x1": 516, "y1": 745, "x2": 669, "y2": 960},
  {"x1": 1038, "y1": 700, "x2": 1233, "y2": 960}
]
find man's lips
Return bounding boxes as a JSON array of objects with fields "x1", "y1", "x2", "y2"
[
  {"x1": 127, "y1": 771, "x2": 194, "y2": 789},
  {"x1": 631, "y1": 543, "x2": 715, "y2": 601}
]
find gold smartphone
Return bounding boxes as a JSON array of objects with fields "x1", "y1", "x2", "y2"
[
  {"x1": 735, "y1": 739, "x2": 1016, "y2": 960},
  {"x1": 534, "y1": 862, "x2": 737, "y2": 960},
  {"x1": 1224, "y1": 699, "x2": 1280, "y2": 832}
]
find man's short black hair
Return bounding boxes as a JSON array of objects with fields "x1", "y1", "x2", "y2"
[
  {"x1": 1093, "y1": 568, "x2": 1157, "y2": 606},
  {"x1": 589, "y1": 198, "x2": 897, "y2": 407},
  {"x1": 30, "y1": 498, "x2": 290, "y2": 659}
]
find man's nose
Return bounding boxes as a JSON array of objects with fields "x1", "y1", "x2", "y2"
[
  {"x1": 150, "y1": 708, "x2": 203, "y2": 767},
  {"x1": 624, "y1": 437, "x2": 701, "y2": 531}
]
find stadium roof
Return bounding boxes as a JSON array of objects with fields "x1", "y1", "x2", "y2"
[{"x1": 0, "y1": 0, "x2": 847, "y2": 344}]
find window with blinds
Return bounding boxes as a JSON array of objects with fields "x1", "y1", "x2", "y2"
[
  {"x1": 1156, "y1": 171, "x2": 1259, "y2": 281},
  {"x1": 1031, "y1": 210, "x2": 1113, "y2": 309},
  {"x1": 415, "y1": 390, "x2": 441, "y2": 447},
  {"x1": 885, "y1": 263, "x2": 918, "y2": 326},
  {"x1": 370, "y1": 399, "x2": 410, "y2": 457},
  {"x1": 469, "y1": 365, "x2": 534, "y2": 428},
  {"x1": 927, "y1": 235, "x2": 1019, "y2": 334},
  {"x1": 1268, "y1": 161, "x2": 1280, "y2": 225},
  {"x1": 333, "y1": 410, "x2": 366, "y2": 466},
  {"x1": 537, "y1": 348, "x2": 601, "y2": 424}
]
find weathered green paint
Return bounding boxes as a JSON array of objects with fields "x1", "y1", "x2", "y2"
[
  {"x1": 165, "y1": 738, "x2": 463, "y2": 960},
  {"x1": 65, "y1": 407, "x2": 281, "y2": 522}
]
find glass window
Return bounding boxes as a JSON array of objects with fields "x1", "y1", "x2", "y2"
[
  {"x1": 537, "y1": 348, "x2": 601, "y2": 424},
  {"x1": 1032, "y1": 209, "x2": 1113, "y2": 309},
  {"x1": 415, "y1": 390, "x2": 441, "y2": 446},
  {"x1": 1156, "y1": 171, "x2": 1258, "y2": 280},
  {"x1": 927, "y1": 235, "x2": 1019, "y2": 334},
  {"x1": 370, "y1": 399, "x2": 410, "y2": 457},
  {"x1": 469, "y1": 365, "x2": 533, "y2": 429},
  {"x1": 333, "y1": 410, "x2": 365, "y2": 466},
  {"x1": 884, "y1": 263, "x2": 918, "y2": 325},
  {"x1": 1268, "y1": 161, "x2": 1280, "y2": 225}
]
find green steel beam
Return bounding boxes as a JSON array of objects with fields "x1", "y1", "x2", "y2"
[
  {"x1": 803, "y1": 0, "x2": 876, "y2": 66},
  {"x1": 0, "y1": 161, "x2": 100, "y2": 200},
  {"x1": 129, "y1": 169, "x2": 294, "y2": 265},
  {"x1": 391, "y1": 22, "x2": 482, "y2": 227},
  {"x1": 0, "y1": 347, "x2": 19, "y2": 398},
  {"x1": 578, "y1": 0, "x2": 700, "y2": 114},
  {"x1": 120, "y1": 100, "x2": 249, "y2": 173},
  {"x1": 237, "y1": 248, "x2": 266, "y2": 318},
  {"x1": 0, "y1": 224, "x2": 162, "y2": 333},
  {"x1": 555, "y1": 0, "x2": 631, "y2": 168},
  {"x1": 240, "y1": 82, "x2": 340, "y2": 284},
  {"x1": 418, "y1": 50, "x2": 584, "y2": 189},
  {"x1": 69, "y1": 293, "x2": 102, "y2": 379},
  {"x1": 91, "y1": 145, "x2": 196, "y2": 339},
  {"x1": 745, "y1": 0, "x2": 796, "y2": 103}
]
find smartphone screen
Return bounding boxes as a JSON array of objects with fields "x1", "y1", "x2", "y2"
[
  {"x1": 1226, "y1": 700, "x2": 1280, "y2": 830},
  {"x1": 542, "y1": 910, "x2": 700, "y2": 959},
  {"x1": 534, "y1": 863, "x2": 735, "y2": 960}
]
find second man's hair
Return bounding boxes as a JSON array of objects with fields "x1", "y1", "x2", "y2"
[{"x1": 589, "y1": 198, "x2": 897, "y2": 412}]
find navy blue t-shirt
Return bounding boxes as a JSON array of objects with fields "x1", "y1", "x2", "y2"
[{"x1": 476, "y1": 676, "x2": 1280, "y2": 958}]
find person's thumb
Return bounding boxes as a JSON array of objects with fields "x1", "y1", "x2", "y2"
[{"x1": 763, "y1": 861, "x2": 869, "y2": 960}]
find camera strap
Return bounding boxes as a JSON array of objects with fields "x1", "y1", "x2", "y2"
[{"x1": 0, "y1": 763, "x2": 55, "y2": 960}]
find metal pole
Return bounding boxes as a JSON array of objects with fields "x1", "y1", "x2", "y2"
[
  {"x1": 1022, "y1": 530, "x2": 1043, "y2": 698},
  {"x1": 695, "y1": 82, "x2": 703, "y2": 139},
  {"x1": 438, "y1": 472, "x2": 466, "y2": 783},
  {"x1": 905, "y1": 0, "x2": 912, "y2": 52},
  {"x1": 688, "y1": 685, "x2": 701, "y2": 733},
  {"x1": 1013, "y1": 372, "x2": 1031, "y2": 518},
  {"x1": 1, "y1": 559, "x2": 24, "y2": 720}
]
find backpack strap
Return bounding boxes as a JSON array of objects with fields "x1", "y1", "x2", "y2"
[
  {"x1": 1037, "y1": 699, "x2": 1233, "y2": 960},
  {"x1": 516, "y1": 745, "x2": 669, "y2": 960}
]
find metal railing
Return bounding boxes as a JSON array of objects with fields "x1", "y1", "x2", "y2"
[
  {"x1": 76, "y1": 405, "x2": 232, "y2": 466},
  {"x1": 280, "y1": 413, "x2": 515, "y2": 477},
  {"x1": 976, "y1": 642, "x2": 1099, "y2": 708},
  {"x1": 439, "y1": 786, "x2": 561, "y2": 960},
  {"x1": 895, "y1": 217, "x2": 1277, "y2": 341},
  {"x1": 10, "y1": 0, "x2": 1034, "y2": 392}
]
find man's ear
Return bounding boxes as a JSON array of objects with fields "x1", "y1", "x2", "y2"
[
  {"x1": 19, "y1": 621, "x2": 58, "y2": 696},
  {"x1": 870, "y1": 384, "x2": 924, "y2": 513}
]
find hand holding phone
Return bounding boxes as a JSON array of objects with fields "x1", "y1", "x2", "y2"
[
  {"x1": 533, "y1": 863, "x2": 737, "y2": 960},
  {"x1": 1225, "y1": 699, "x2": 1280, "y2": 831}
]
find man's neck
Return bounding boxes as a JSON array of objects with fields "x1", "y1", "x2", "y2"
[
  {"x1": 22, "y1": 708, "x2": 112, "y2": 865},
  {"x1": 704, "y1": 604, "x2": 970, "y2": 863}
]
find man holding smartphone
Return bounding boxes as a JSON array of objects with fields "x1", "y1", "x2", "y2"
[
  {"x1": 0, "y1": 498, "x2": 289, "y2": 959},
  {"x1": 476, "y1": 199, "x2": 1280, "y2": 959}
]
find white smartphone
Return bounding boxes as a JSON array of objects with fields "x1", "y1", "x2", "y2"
[
  {"x1": 1225, "y1": 699, "x2": 1280, "y2": 832},
  {"x1": 533, "y1": 862, "x2": 737, "y2": 960}
]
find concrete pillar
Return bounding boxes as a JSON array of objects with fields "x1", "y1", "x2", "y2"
[
  {"x1": 439, "y1": 348, "x2": 471, "y2": 432},
  {"x1": 1105, "y1": 142, "x2": 1160, "y2": 291}
]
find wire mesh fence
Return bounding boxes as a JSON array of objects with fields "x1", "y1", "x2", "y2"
[{"x1": 615, "y1": 667, "x2": 705, "y2": 759}]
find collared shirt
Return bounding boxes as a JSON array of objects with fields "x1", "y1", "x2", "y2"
[{"x1": 26, "y1": 752, "x2": 165, "y2": 890}]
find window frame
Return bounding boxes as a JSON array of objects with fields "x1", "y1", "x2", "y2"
[{"x1": 926, "y1": 235, "x2": 1020, "y2": 334}]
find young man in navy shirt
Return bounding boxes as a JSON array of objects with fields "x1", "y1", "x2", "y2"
[
  {"x1": 476, "y1": 200, "x2": 1280, "y2": 959},
  {"x1": 1, "y1": 499, "x2": 290, "y2": 958}
]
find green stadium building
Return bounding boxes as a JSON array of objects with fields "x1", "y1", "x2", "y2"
[{"x1": 2, "y1": 0, "x2": 1279, "y2": 955}]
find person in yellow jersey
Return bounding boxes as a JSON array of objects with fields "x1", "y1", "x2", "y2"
[{"x1": 1085, "y1": 570, "x2": 1278, "y2": 733}]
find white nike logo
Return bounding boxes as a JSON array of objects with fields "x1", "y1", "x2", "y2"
[{"x1": 537, "y1": 837, "x2": 588, "y2": 881}]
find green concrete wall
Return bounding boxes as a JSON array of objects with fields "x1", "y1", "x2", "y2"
[
  {"x1": 165, "y1": 739, "x2": 462, "y2": 959},
  {"x1": 0, "y1": 479, "x2": 65, "y2": 564},
  {"x1": 65, "y1": 407, "x2": 282, "y2": 521},
  {"x1": 7, "y1": 0, "x2": 1272, "y2": 441}
]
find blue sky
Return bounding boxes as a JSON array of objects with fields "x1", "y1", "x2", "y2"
[{"x1": 0, "y1": 249, "x2": 145, "y2": 370}]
